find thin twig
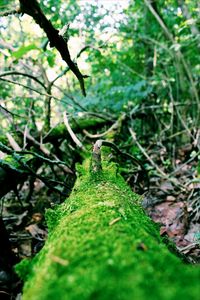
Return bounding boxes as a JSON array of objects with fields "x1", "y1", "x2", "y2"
[
  {"x1": 54, "y1": 85, "x2": 87, "y2": 111},
  {"x1": 0, "y1": 71, "x2": 46, "y2": 89},
  {"x1": 6, "y1": 133, "x2": 21, "y2": 151},
  {"x1": 0, "y1": 77, "x2": 60, "y2": 101},
  {"x1": 0, "y1": 103, "x2": 26, "y2": 118},
  {"x1": 50, "y1": 45, "x2": 96, "y2": 85},
  {"x1": 129, "y1": 128, "x2": 186, "y2": 190},
  {"x1": 83, "y1": 115, "x2": 124, "y2": 139},
  {"x1": 169, "y1": 151, "x2": 200, "y2": 176},
  {"x1": 129, "y1": 128, "x2": 167, "y2": 177}
]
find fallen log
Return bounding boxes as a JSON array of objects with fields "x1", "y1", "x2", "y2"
[{"x1": 16, "y1": 146, "x2": 200, "y2": 300}]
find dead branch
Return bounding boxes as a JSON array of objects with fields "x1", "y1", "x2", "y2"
[
  {"x1": 0, "y1": 71, "x2": 46, "y2": 89},
  {"x1": 18, "y1": 0, "x2": 87, "y2": 96},
  {"x1": 91, "y1": 140, "x2": 103, "y2": 174},
  {"x1": 63, "y1": 112, "x2": 85, "y2": 150}
]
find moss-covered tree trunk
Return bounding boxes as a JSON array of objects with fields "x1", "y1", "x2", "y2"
[{"x1": 16, "y1": 155, "x2": 199, "y2": 300}]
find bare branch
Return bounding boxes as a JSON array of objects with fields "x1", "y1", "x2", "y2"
[
  {"x1": 63, "y1": 112, "x2": 85, "y2": 150},
  {"x1": 18, "y1": 0, "x2": 88, "y2": 96},
  {"x1": 91, "y1": 140, "x2": 103, "y2": 174},
  {"x1": 50, "y1": 45, "x2": 94, "y2": 85},
  {"x1": 129, "y1": 127, "x2": 167, "y2": 177},
  {"x1": 83, "y1": 114, "x2": 125, "y2": 139},
  {"x1": 6, "y1": 133, "x2": 21, "y2": 151},
  {"x1": 0, "y1": 71, "x2": 46, "y2": 89},
  {"x1": 0, "y1": 77, "x2": 60, "y2": 101}
]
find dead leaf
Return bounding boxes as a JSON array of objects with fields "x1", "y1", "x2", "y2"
[
  {"x1": 25, "y1": 224, "x2": 47, "y2": 240},
  {"x1": 159, "y1": 181, "x2": 174, "y2": 193},
  {"x1": 31, "y1": 213, "x2": 43, "y2": 223},
  {"x1": 166, "y1": 195, "x2": 176, "y2": 202}
]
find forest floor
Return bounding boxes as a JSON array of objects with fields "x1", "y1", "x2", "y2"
[{"x1": 145, "y1": 143, "x2": 199, "y2": 263}]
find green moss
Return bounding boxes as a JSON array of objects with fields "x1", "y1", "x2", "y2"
[
  {"x1": 16, "y1": 160, "x2": 200, "y2": 300},
  {"x1": 72, "y1": 117, "x2": 106, "y2": 130},
  {"x1": 48, "y1": 118, "x2": 106, "y2": 141},
  {"x1": 1, "y1": 153, "x2": 34, "y2": 174},
  {"x1": 0, "y1": 135, "x2": 8, "y2": 144},
  {"x1": 15, "y1": 258, "x2": 33, "y2": 281}
]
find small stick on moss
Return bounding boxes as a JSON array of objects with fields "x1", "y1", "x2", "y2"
[
  {"x1": 109, "y1": 217, "x2": 121, "y2": 226},
  {"x1": 50, "y1": 255, "x2": 69, "y2": 266}
]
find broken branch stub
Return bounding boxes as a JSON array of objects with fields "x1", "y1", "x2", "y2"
[{"x1": 90, "y1": 140, "x2": 103, "y2": 174}]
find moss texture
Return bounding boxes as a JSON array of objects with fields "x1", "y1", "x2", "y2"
[{"x1": 16, "y1": 160, "x2": 200, "y2": 300}]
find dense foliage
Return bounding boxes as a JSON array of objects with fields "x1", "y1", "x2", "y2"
[{"x1": 0, "y1": 0, "x2": 199, "y2": 156}]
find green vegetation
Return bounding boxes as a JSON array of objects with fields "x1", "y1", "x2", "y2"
[
  {"x1": 16, "y1": 159, "x2": 200, "y2": 300},
  {"x1": 0, "y1": 1, "x2": 199, "y2": 298}
]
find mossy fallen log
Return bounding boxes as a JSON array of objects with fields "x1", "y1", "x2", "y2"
[{"x1": 16, "y1": 160, "x2": 200, "y2": 300}]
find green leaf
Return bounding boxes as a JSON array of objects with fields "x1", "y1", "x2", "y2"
[
  {"x1": 46, "y1": 50, "x2": 56, "y2": 67},
  {"x1": 12, "y1": 44, "x2": 40, "y2": 60}
]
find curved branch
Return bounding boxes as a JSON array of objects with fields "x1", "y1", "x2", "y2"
[
  {"x1": 83, "y1": 115, "x2": 124, "y2": 139},
  {"x1": 0, "y1": 104, "x2": 25, "y2": 118},
  {"x1": 0, "y1": 77, "x2": 60, "y2": 101},
  {"x1": 51, "y1": 45, "x2": 99, "y2": 85},
  {"x1": 63, "y1": 112, "x2": 85, "y2": 150},
  {"x1": 0, "y1": 71, "x2": 46, "y2": 89}
]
